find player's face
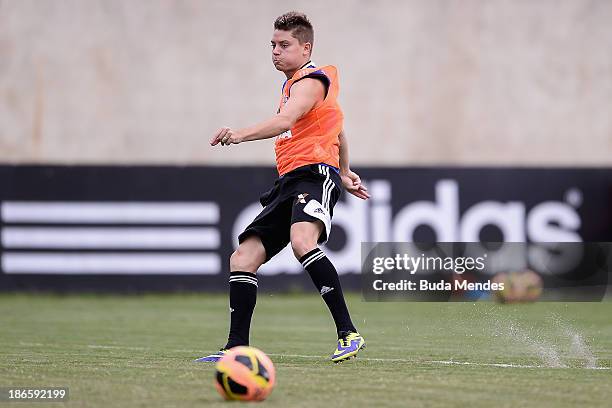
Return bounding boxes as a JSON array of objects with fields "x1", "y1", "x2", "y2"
[{"x1": 271, "y1": 30, "x2": 310, "y2": 73}]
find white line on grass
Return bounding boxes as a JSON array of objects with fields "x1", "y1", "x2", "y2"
[
  {"x1": 428, "y1": 360, "x2": 540, "y2": 369},
  {"x1": 267, "y1": 353, "x2": 610, "y2": 370},
  {"x1": 17, "y1": 342, "x2": 609, "y2": 370},
  {"x1": 87, "y1": 345, "x2": 148, "y2": 351}
]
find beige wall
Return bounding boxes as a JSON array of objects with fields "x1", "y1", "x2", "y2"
[{"x1": 1, "y1": 0, "x2": 611, "y2": 166}]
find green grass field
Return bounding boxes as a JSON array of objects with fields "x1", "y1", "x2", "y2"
[{"x1": 1, "y1": 293, "x2": 611, "y2": 407}]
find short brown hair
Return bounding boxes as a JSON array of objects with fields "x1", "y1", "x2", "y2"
[{"x1": 274, "y1": 11, "x2": 314, "y2": 46}]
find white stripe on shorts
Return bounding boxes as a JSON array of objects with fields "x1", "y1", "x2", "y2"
[
  {"x1": 325, "y1": 173, "x2": 334, "y2": 212},
  {"x1": 320, "y1": 166, "x2": 330, "y2": 211}
]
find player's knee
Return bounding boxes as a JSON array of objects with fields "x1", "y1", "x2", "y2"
[
  {"x1": 290, "y1": 222, "x2": 321, "y2": 259},
  {"x1": 230, "y1": 244, "x2": 264, "y2": 273},
  {"x1": 290, "y1": 235, "x2": 317, "y2": 260}
]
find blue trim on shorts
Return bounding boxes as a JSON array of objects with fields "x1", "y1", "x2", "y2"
[
  {"x1": 279, "y1": 163, "x2": 338, "y2": 178},
  {"x1": 320, "y1": 163, "x2": 340, "y2": 174}
]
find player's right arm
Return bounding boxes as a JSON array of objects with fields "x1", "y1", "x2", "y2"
[{"x1": 210, "y1": 78, "x2": 325, "y2": 146}]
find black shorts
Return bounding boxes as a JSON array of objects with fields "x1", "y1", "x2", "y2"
[{"x1": 238, "y1": 163, "x2": 342, "y2": 263}]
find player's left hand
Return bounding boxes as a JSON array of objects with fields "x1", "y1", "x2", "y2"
[
  {"x1": 341, "y1": 170, "x2": 370, "y2": 200},
  {"x1": 210, "y1": 127, "x2": 245, "y2": 146}
]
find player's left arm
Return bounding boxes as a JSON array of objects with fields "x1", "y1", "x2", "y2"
[
  {"x1": 210, "y1": 78, "x2": 325, "y2": 146},
  {"x1": 339, "y1": 129, "x2": 370, "y2": 200}
]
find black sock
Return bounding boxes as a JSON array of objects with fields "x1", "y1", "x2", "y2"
[
  {"x1": 224, "y1": 271, "x2": 257, "y2": 349},
  {"x1": 300, "y1": 248, "x2": 357, "y2": 336}
]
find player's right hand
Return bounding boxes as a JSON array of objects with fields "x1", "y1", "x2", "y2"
[{"x1": 210, "y1": 127, "x2": 244, "y2": 146}]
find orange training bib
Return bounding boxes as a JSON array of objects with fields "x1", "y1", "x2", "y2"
[{"x1": 274, "y1": 64, "x2": 343, "y2": 176}]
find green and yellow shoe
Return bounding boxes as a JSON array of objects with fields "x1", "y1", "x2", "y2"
[{"x1": 331, "y1": 331, "x2": 366, "y2": 363}]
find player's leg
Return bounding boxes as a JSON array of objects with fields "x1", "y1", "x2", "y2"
[
  {"x1": 196, "y1": 184, "x2": 292, "y2": 363},
  {"x1": 225, "y1": 235, "x2": 266, "y2": 348},
  {"x1": 289, "y1": 164, "x2": 366, "y2": 361},
  {"x1": 290, "y1": 221, "x2": 365, "y2": 362},
  {"x1": 195, "y1": 236, "x2": 266, "y2": 363},
  {"x1": 290, "y1": 221, "x2": 356, "y2": 334}
]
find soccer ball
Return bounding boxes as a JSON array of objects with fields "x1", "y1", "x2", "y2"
[
  {"x1": 492, "y1": 270, "x2": 543, "y2": 303},
  {"x1": 214, "y1": 346, "x2": 276, "y2": 401}
]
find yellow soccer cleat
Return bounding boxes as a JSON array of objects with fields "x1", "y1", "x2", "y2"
[{"x1": 331, "y1": 331, "x2": 366, "y2": 363}]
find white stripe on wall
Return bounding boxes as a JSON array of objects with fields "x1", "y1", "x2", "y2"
[
  {"x1": 2, "y1": 252, "x2": 221, "y2": 275},
  {"x1": 1, "y1": 202, "x2": 219, "y2": 224},
  {"x1": 1, "y1": 227, "x2": 220, "y2": 249}
]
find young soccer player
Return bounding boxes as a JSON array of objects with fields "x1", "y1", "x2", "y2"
[{"x1": 197, "y1": 11, "x2": 370, "y2": 363}]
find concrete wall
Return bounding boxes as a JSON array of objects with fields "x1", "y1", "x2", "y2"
[{"x1": 1, "y1": 0, "x2": 611, "y2": 165}]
